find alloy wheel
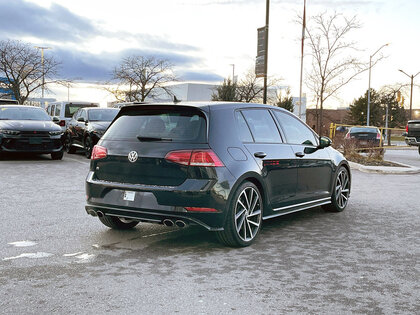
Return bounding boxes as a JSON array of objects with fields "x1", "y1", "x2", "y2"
[
  {"x1": 234, "y1": 187, "x2": 262, "y2": 242},
  {"x1": 335, "y1": 169, "x2": 350, "y2": 209}
]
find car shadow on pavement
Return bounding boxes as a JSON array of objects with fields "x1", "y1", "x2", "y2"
[{"x1": 0, "y1": 152, "x2": 53, "y2": 161}]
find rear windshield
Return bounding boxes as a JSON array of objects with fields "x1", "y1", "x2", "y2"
[
  {"x1": 88, "y1": 109, "x2": 119, "y2": 121},
  {"x1": 103, "y1": 109, "x2": 207, "y2": 143},
  {"x1": 350, "y1": 127, "x2": 378, "y2": 133},
  {"x1": 65, "y1": 104, "x2": 98, "y2": 118},
  {"x1": 0, "y1": 107, "x2": 50, "y2": 121}
]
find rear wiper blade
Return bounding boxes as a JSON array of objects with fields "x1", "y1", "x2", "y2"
[{"x1": 136, "y1": 136, "x2": 173, "y2": 141}]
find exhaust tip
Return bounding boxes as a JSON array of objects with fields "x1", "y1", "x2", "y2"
[
  {"x1": 162, "y1": 219, "x2": 174, "y2": 227},
  {"x1": 175, "y1": 220, "x2": 187, "y2": 228},
  {"x1": 88, "y1": 209, "x2": 97, "y2": 217},
  {"x1": 97, "y1": 211, "x2": 104, "y2": 218}
]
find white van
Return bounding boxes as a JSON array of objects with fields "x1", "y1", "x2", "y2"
[{"x1": 46, "y1": 101, "x2": 99, "y2": 131}]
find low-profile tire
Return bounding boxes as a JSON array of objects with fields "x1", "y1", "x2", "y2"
[
  {"x1": 51, "y1": 150, "x2": 64, "y2": 160},
  {"x1": 216, "y1": 181, "x2": 263, "y2": 247},
  {"x1": 84, "y1": 135, "x2": 93, "y2": 159},
  {"x1": 98, "y1": 215, "x2": 139, "y2": 230},
  {"x1": 64, "y1": 134, "x2": 76, "y2": 154},
  {"x1": 322, "y1": 166, "x2": 350, "y2": 212}
]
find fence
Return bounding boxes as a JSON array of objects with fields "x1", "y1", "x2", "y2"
[{"x1": 329, "y1": 123, "x2": 408, "y2": 150}]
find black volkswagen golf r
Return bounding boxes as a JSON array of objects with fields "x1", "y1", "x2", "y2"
[
  {"x1": 0, "y1": 105, "x2": 64, "y2": 159},
  {"x1": 85, "y1": 102, "x2": 351, "y2": 247}
]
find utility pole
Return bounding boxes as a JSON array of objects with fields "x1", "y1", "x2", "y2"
[
  {"x1": 34, "y1": 46, "x2": 51, "y2": 98},
  {"x1": 262, "y1": 0, "x2": 270, "y2": 104},
  {"x1": 398, "y1": 69, "x2": 420, "y2": 120},
  {"x1": 230, "y1": 64, "x2": 235, "y2": 83},
  {"x1": 298, "y1": 0, "x2": 306, "y2": 118}
]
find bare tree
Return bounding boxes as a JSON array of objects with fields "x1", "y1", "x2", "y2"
[
  {"x1": 236, "y1": 69, "x2": 280, "y2": 103},
  {"x1": 0, "y1": 39, "x2": 60, "y2": 104},
  {"x1": 109, "y1": 55, "x2": 177, "y2": 102},
  {"x1": 304, "y1": 12, "x2": 372, "y2": 134}
]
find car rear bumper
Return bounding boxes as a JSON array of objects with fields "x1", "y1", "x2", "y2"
[
  {"x1": 85, "y1": 170, "x2": 235, "y2": 230},
  {"x1": 405, "y1": 137, "x2": 420, "y2": 146}
]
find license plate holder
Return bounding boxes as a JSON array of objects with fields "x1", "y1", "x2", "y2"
[
  {"x1": 123, "y1": 191, "x2": 135, "y2": 201},
  {"x1": 29, "y1": 138, "x2": 42, "y2": 144}
]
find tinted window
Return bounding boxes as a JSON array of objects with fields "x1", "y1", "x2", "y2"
[
  {"x1": 88, "y1": 109, "x2": 119, "y2": 121},
  {"x1": 65, "y1": 104, "x2": 97, "y2": 118},
  {"x1": 350, "y1": 127, "x2": 378, "y2": 133},
  {"x1": 235, "y1": 111, "x2": 253, "y2": 142},
  {"x1": 104, "y1": 109, "x2": 206, "y2": 143},
  {"x1": 273, "y1": 111, "x2": 317, "y2": 145},
  {"x1": 55, "y1": 105, "x2": 61, "y2": 116},
  {"x1": 0, "y1": 107, "x2": 50, "y2": 121},
  {"x1": 241, "y1": 109, "x2": 281, "y2": 143}
]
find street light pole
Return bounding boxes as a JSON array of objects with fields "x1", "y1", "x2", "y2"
[
  {"x1": 367, "y1": 43, "x2": 388, "y2": 126},
  {"x1": 34, "y1": 46, "x2": 51, "y2": 99},
  {"x1": 230, "y1": 64, "x2": 235, "y2": 83},
  {"x1": 398, "y1": 69, "x2": 420, "y2": 121}
]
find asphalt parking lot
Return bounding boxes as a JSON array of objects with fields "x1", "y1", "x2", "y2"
[{"x1": 0, "y1": 151, "x2": 419, "y2": 314}]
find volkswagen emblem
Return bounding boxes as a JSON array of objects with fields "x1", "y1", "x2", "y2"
[{"x1": 128, "y1": 151, "x2": 138, "y2": 163}]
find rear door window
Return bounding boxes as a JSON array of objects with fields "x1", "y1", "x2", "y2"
[
  {"x1": 104, "y1": 109, "x2": 207, "y2": 143},
  {"x1": 241, "y1": 109, "x2": 282, "y2": 143},
  {"x1": 235, "y1": 111, "x2": 253, "y2": 142}
]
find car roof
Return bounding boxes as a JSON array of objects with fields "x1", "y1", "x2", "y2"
[
  {"x1": 83, "y1": 107, "x2": 119, "y2": 111},
  {"x1": 117, "y1": 101, "x2": 291, "y2": 113},
  {"x1": 0, "y1": 105, "x2": 42, "y2": 109}
]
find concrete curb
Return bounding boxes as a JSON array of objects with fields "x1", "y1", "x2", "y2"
[{"x1": 348, "y1": 160, "x2": 420, "y2": 174}]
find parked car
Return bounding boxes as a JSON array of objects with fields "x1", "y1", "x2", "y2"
[
  {"x1": 85, "y1": 102, "x2": 351, "y2": 247},
  {"x1": 0, "y1": 99, "x2": 18, "y2": 105},
  {"x1": 344, "y1": 126, "x2": 383, "y2": 151},
  {"x1": 404, "y1": 120, "x2": 420, "y2": 154},
  {"x1": 0, "y1": 105, "x2": 63, "y2": 159},
  {"x1": 46, "y1": 101, "x2": 99, "y2": 131},
  {"x1": 111, "y1": 102, "x2": 147, "y2": 109},
  {"x1": 65, "y1": 107, "x2": 119, "y2": 158}
]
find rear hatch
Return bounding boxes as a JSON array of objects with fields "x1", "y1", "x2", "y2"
[
  {"x1": 93, "y1": 105, "x2": 209, "y2": 186},
  {"x1": 350, "y1": 127, "x2": 379, "y2": 142},
  {"x1": 407, "y1": 121, "x2": 420, "y2": 139}
]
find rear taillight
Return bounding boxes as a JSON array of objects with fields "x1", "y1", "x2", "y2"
[
  {"x1": 376, "y1": 133, "x2": 381, "y2": 140},
  {"x1": 185, "y1": 207, "x2": 218, "y2": 212},
  {"x1": 165, "y1": 149, "x2": 224, "y2": 167},
  {"x1": 59, "y1": 120, "x2": 66, "y2": 127},
  {"x1": 91, "y1": 145, "x2": 107, "y2": 160},
  {"x1": 406, "y1": 125, "x2": 408, "y2": 132},
  {"x1": 345, "y1": 132, "x2": 350, "y2": 139}
]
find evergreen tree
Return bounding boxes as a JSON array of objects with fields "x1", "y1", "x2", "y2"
[
  {"x1": 211, "y1": 79, "x2": 237, "y2": 101},
  {"x1": 349, "y1": 89, "x2": 383, "y2": 126},
  {"x1": 276, "y1": 88, "x2": 294, "y2": 112}
]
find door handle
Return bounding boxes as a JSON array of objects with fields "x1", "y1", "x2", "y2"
[
  {"x1": 254, "y1": 152, "x2": 267, "y2": 158},
  {"x1": 295, "y1": 152, "x2": 305, "y2": 158}
]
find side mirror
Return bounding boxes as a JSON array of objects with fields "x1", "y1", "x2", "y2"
[
  {"x1": 77, "y1": 117, "x2": 85, "y2": 122},
  {"x1": 52, "y1": 116, "x2": 60, "y2": 124},
  {"x1": 318, "y1": 136, "x2": 332, "y2": 149}
]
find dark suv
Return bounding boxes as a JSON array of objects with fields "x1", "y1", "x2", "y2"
[
  {"x1": 85, "y1": 102, "x2": 351, "y2": 247},
  {"x1": 65, "y1": 107, "x2": 119, "y2": 158}
]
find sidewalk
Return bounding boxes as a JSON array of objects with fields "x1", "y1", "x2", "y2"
[{"x1": 348, "y1": 160, "x2": 420, "y2": 174}]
